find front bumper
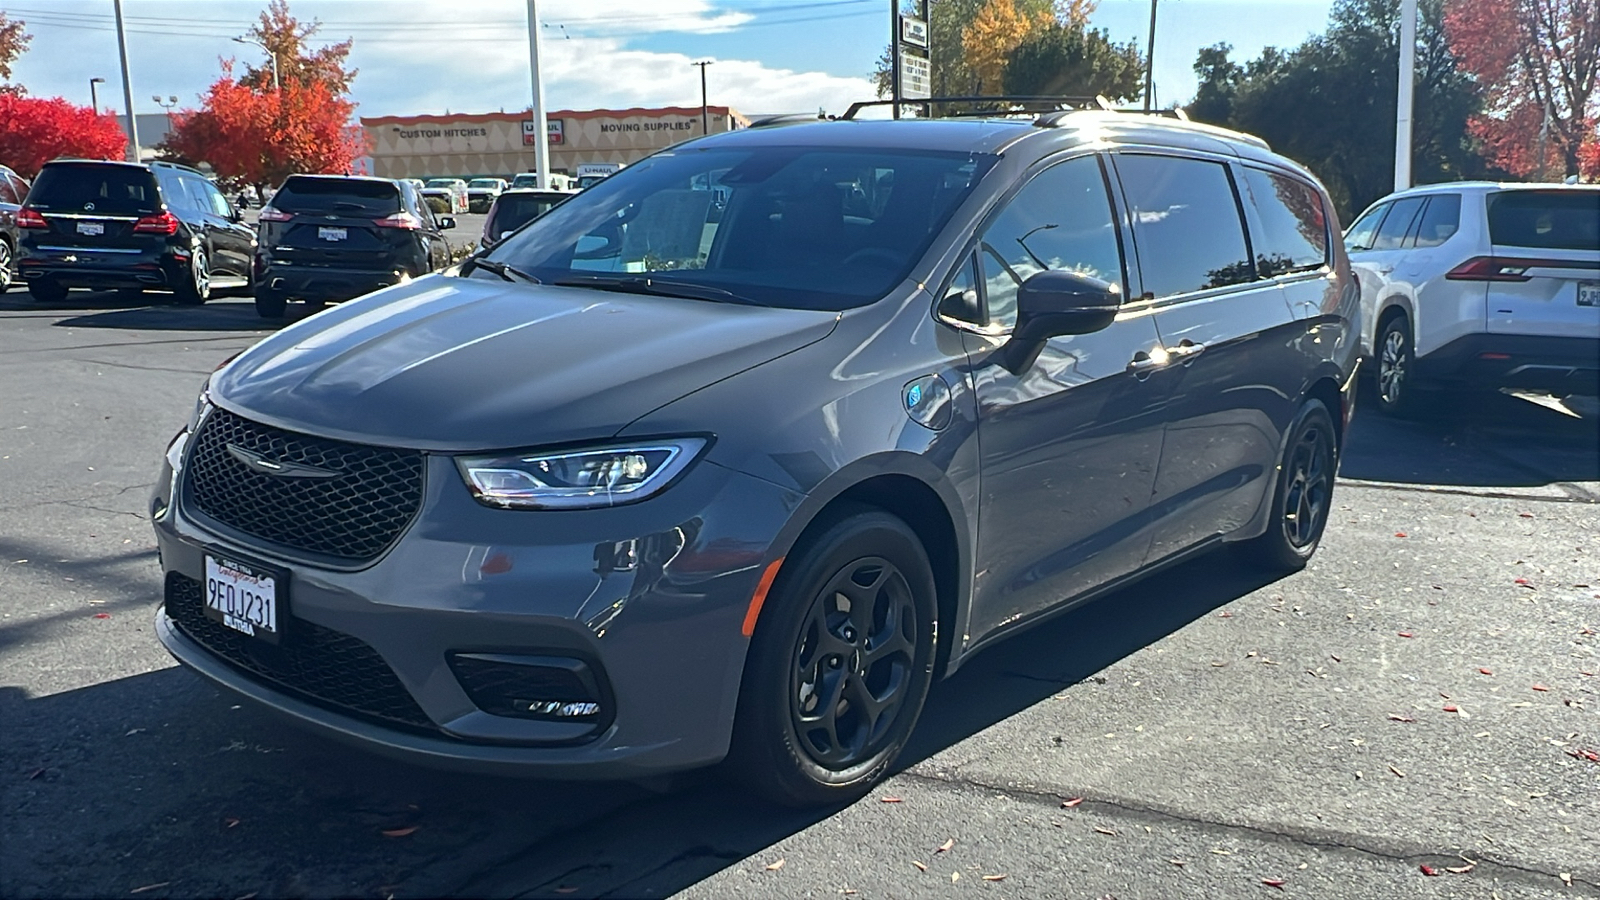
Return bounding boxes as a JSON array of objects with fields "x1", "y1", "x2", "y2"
[
  {"x1": 1416, "y1": 333, "x2": 1600, "y2": 393},
  {"x1": 151, "y1": 436, "x2": 802, "y2": 779}
]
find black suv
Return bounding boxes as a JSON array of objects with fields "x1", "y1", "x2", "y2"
[
  {"x1": 16, "y1": 159, "x2": 254, "y2": 304},
  {"x1": 253, "y1": 175, "x2": 455, "y2": 318},
  {"x1": 0, "y1": 164, "x2": 30, "y2": 292}
]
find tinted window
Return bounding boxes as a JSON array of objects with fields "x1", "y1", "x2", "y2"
[
  {"x1": 1371, "y1": 196, "x2": 1425, "y2": 250},
  {"x1": 272, "y1": 177, "x2": 402, "y2": 216},
  {"x1": 5, "y1": 173, "x2": 27, "y2": 203},
  {"x1": 488, "y1": 193, "x2": 567, "y2": 237},
  {"x1": 27, "y1": 164, "x2": 160, "y2": 215},
  {"x1": 202, "y1": 181, "x2": 233, "y2": 217},
  {"x1": 1343, "y1": 203, "x2": 1387, "y2": 251},
  {"x1": 485, "y1": 147, "x2": 991, "y2": 311},
  {"x1": 0, "y1": 177, "x2": 16, "y2": 205},
  {"x1": 1411, "y1": 194, "x2": 1461, "y2": 248},
  {"x1": 1117, "y1": 154, "x2": 1253, "y2": 297},
  {"x1": 1487, "y1": 189, "x2": 1600, "y2": 251},
  {"x1": 1242, "y1": 167, "x2": 1327, "y2": 275},
  {"x1": 179, "y1": 175, "x2": 216, "y2": 215},
  {"x1": 978, "y1": 155, "x2": 1123, "y2": 328}
]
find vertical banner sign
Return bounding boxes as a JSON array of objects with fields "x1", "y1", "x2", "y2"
[{"x1": 898, "y1": 14, "x2": 931, "y2": 101}]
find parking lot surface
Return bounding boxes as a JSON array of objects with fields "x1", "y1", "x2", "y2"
[{"x1": 1, "y1": 286, "x2": 1595, "y2": 899}]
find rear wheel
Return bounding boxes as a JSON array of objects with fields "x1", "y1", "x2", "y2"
[
  {"x1": 1236, "y1": 400, "x2": 1338, "y2": 572},
  {"x1": 0, "y1": 238, "x2": 13, "y2": 291},
  {"x1": 253, "y1": 287, "x2": 287, "y2": 319},
  {"x1": 728, "y1": 507, "x2": 936, "y2": 807},
  {"x1": 1374, "y1": 315, "x2": 1416, "y2": 416},
  {"x1": 174, "y1": 248, "x2": 211, "y2": 306},
  {"x1": 27, "y1": 278, "x2": 68, "y2": 303}
]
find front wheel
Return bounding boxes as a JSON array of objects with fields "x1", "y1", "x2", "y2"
[
  {"x1": 1374, "y1": 316, "x2": 1415, "y2": 416},
  {"x1": 0, "y1": 239, "x2": 13, "y2": 291},
  {"x1": 1236, "y1": 400, "x2": 1338, "y2": 572},
  {"x1": 727, "y1": 507, "x2": 937, "y2": 807}
]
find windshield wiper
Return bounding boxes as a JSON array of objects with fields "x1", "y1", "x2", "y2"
[
  {"x1": 462, "y1": 256, "x2": 541, "y2": 284},
  {"x1": 553, "y1": 274, "x2": 759, "y2": 306}
]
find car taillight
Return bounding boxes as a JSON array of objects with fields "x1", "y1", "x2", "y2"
[
  {"x1": 132, "y1": 211, "x2": 180, "y2": 235},
  {"x1": 257, "y1": 206, "x2": 293, "y2": 222},
  {"x1": 15, "y1": 208, "x2": 47, "y2": 229},
  {"x1": 1445, "y1": 256, "x2": 1536, "y2": 282},
  {"x1": 373, "y1": 211, "x2": 423, "y2": 230}
]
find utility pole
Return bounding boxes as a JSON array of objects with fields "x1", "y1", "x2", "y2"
[
  {"x1": 692, "y1": 60, "x2": 713, "y2": 133},
  {"x1": 113, "y1": 0, "x2": 140, "y2": 162},
  {"x1": 89, "y1": 77, "x2": 105, "y2": 114},
  {"x1": 1394, "y1": 0, "x2": 1416, "y2": 191},
  {"x1": 889, "y1": 0, "x2": 901, "y2": 119},
  {"x1": 1143, "y1": 0, "x2": 1159, "y2": 112},
  {"x1": 526, "y1": 0, "x2": 550, "y2": 188},
  {"x1": 232, "y1": 37, "x2": 279, "y2": 91}
]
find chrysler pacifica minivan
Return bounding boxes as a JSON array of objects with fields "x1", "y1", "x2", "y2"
[{"x1": 152, "y1": 109, "x2": 1360, "y2": 806}]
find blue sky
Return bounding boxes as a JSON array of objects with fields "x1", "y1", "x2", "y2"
[{"x1": 7, "y1": 0, "x2": 1338, "y2": 119}]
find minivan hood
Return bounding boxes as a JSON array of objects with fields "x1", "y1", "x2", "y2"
[{"x1": 211, "y1": 275, "x2": 839, "y2": 451}]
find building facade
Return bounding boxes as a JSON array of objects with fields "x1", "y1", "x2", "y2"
[{"x1": 358, "y1": 106, "x2": 747, "y2": 180}]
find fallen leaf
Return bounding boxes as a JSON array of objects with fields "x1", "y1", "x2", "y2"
[
  {"x1": 1479, "y1": 668, "x2": 1494, "y2": 676},
  {"x1": 1262, "y1": 878, "x2": 1286, "y2": 889},
  {"x1": 129, "y1": 884, "x2": 170, "y2": 895},
  {"x1": 1443, "y1": 705, "x2": 1459, "y2": 713},
  {"x1": 1330, "y1": 654, "x2": 1341, "y2": 662},
  {"x1": 1093, "y1": 826, "x2": 1117, "y2": 836},
  {"x1": 223, "y1": 816, "x2": 240, "y2": 828},
  {"x1": 380, "y1": 826, "x2": 419, "y2": 838},
  {"x1": 879, "y1": 796, "x2": 903, "y2": 803},
  {"x1": 26, "y1": 768, "x2": 45, "y2": 780},
  {"x1": 1169, "y1": 859, "x2": 1187, "y2": 867},
  {"x1": 1388, "y1": 715, "x2": 1416, "y2": 723},
  {"x1": 1561, "y1": 873, "x2": 1573, "y2": 886},
  {"x1": 936, "y1": 838, "x2": 954, "y2": 854},
  {"x1": 1389, "y1": 765, "x2": 1406, "y2": 778},
  {"x1": 982, "y1": 874, "x2": 1007, "y2": 882},
  {"x1": 1217, "y1": 611, "x2": 1234, "y2": 618},
  {"x1": 951, "y1": 872, "x2": 960, "y2": 883},
  {"x1": 841, "y1": 890, "x2": 858, "y2": 896},
  {"x1": 1518, "y1": 512, "x2": 1534, "y2": 518},
  {"x1": 1446, "y1": 863, "x2": 1476, "y2": 874},
  {"x1": 1421, "y1": 865, "x2": 1441, "y2": 876},
  {"x1": 1398, "y1": 631, "x2": 1415, "y2": 638},
  {"x1": 765, "y1": 859, "x2": 785, "y2": 871},
  {"x1": 912, "y1": 861, "x2": 927, "y2": 872},
  {"x1": 1061, "y1": 797, "x2": 1084, "y2": 808},
  {"x1": 1395, "y1": 532, "x2": 1407, "y2": 538},
  {"x1": 1531, "y1": 684, "x2": 1549, "y2": 692},
  {"x1": 93, "y1": 613, "x2": 111, "y2": 620}
]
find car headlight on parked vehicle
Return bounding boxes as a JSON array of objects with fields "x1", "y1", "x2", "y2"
[{"x1": 456, "y1": 438, "x2": 707, "y2": 510}]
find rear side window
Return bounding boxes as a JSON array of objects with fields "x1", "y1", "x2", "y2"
[
  {"x1": 1116, "y1": 154, "x2": 1253, "y2": 297},
  {"x1": 489, "y1": 194, "x2": 565, "y2": 238},
  {"x1": 1371, "y1": 196, "x2": 1425, "y2": 250},
  {"x1": 273, "y1": 178, "x2": 402, "y2": 216},
  {"x1": 1487, "y1": 190, "x2": 1600, "y2": 251},
  {"x1": 1241, "y1": 167, "x2": 1328, "y2": 276},
  {"x1": 0, "y1": 177, "x2": 16, "y2": 205},
  {"x1": 1411, "y1": 194, "x2": 1461, "y2": 248},
  {"x1": 26, "y1": 164, "x2": 160, "y2": 215}
]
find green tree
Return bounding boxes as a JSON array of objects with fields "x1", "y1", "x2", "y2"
[
  {"x1": 1003, "y1": 23, "x2": 1143, "y2": 102},
  {"x1": 873, "y1": 0, "x2": 1056, "y2": 99},
  {"x1": 0, "y1": 12, "x2": 31, "y2": 94}
]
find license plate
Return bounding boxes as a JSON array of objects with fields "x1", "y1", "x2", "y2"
[
  {"x1": 76, "y1": 221, "x2": 104, "y2": 236},
  {"x1": 203, "y1": 554, "x2": 282, "y2": 643},
  {"x1": 318, "y1": 226, "x2": 348, "y2": 241},
  {"x1": 1579, "y1": 282, "x2": 1600, "y2": 307}
]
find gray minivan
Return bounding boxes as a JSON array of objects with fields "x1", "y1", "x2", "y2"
[{"x1": 151, "y1": 109, "x2": 1359, "y2": 807}]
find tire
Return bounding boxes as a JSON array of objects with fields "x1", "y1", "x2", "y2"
[
  {"x1": 27, "y1": 278, "x2": 68, "y2": 303},
  {"x1": 253, "y1": 288, "x2": 287, "y2": 319},
  {"x1": 728, "y1": 506, "x2": 937, "y2": 807},
  {"x1": 1236, "y1": 400, "x2": 1338, "y2": 573},
  {"x1": 1373, "y1": 315, "x2": 1416, "y2": 416},
  {"x1": 0, "y1": 238, "x2": 13, "y2": 291},
  {"x1": 173, "y1": 248, "x2": 211, "y2": 305}
]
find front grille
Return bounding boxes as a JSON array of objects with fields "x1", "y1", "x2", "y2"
[
  {"x1": 184, "y1": 407, "x2": 424, "y2": 563},
  {"x1": 164, "y1": 572, "x2": 436, "y2": 731}
]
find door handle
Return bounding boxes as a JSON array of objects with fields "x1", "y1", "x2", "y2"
[
  {"x1": 1375, "y1": 266, "x2": 1394, "y2": 276},
  {"x1": 1167, "y1": 340, "x2": 1206, "y2": 362},
  {"x1": 1127, "y1": 349, "x2": 1170, "y2": 375}
]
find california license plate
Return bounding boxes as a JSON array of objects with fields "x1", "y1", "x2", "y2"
[
  {"x1": 203, "y1": 554, "x2": 282, "y2": 642},
  {"x1": 1578, "y1": 282, "x2": 1599, "y2": 307},
  {"x1": 76, "y1": 221, "x2": 104, "y2": 236},
  {"x1": 318, "y1": 226, "x2": 347, "y2": 241}
]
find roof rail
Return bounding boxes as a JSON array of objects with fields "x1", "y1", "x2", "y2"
[
  {"x1": 838, "y1": 95, "x2": 1100, "y2": 120},
  {"x1": 1028, "y1": 105, "x2": 1268, "y2": 149},
  {"x1": 746, "y1": 113, "x2": 827, "y2": 128}
]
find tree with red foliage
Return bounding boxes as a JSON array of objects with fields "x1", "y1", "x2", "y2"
[
  {"x1": 161, "y1": 64, "x2": 364, "y2": 189},
  {"x1": 1444, "y1": 0, "x2": 1599, "y2": 180},
  {"x1": 239, "y1": 0, "x2": 355, "y2": 93},
  {"x1": 0, "y1": 94, "x2": 127, "y2": 179}
]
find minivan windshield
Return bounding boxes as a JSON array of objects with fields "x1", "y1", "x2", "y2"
[
  {"x1": 26, "y1": 163, "x2": 160, "y2": 215},
  {"x1": 479, "y1": 146, "x2": 992, "y2": 310},
  {"x1": 271, "y1": 177, "x2": 402, "y2": 216}
]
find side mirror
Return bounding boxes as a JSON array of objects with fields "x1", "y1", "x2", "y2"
[
  {"x1": 1002, "y1": 270, "x2": 1121, "y2": 373},
  {"x1": 437, "y1": 216, "x2": 456, "y2": 230}
]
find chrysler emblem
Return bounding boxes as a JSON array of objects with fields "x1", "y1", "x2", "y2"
[{"x1": 226, "y1": 444, "x2": 341, "y2": 479}]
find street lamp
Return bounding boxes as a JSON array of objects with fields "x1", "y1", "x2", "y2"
[
  {"x1": 232, "y1": 36, "x2": 280, "y2": 91},
  {"x1": 153, "y1": 95, "x2": 179, "y2": 113},
  {"x1": 89, "y1": 77, "x2": 105, "y2": 113},
  {"x1": 691, "y1": 59, "x2": 713, "y2": 134}
]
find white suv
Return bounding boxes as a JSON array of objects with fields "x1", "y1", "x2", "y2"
[{"x1": 1344, "y1": 182, "x2": 1598, "y2": 414}]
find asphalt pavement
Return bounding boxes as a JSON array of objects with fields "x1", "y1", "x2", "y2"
[{"x1": 0, "y1": 283, "x2": 1595, "y2": 900}]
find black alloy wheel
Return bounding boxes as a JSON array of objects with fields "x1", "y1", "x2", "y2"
[
  {"x1": 1237, "y1": 399, "x2": 1338, "y2": 572},
  {"x1": 27, "y1": 278, "x2": 67, "y2": 303},
  {"x1": 0, "y1": 239, "x2": 12, "y2": 291},
  {"x1": 1375, "y1": 315, "x2": 1414, "y2": 416},
  {"x1": 175, "y1": 247, "x2": 210, "y2": 305},
  {"x1": 729, "y1": 506, "x2": 936, "y2": 807},
  {"x1": 253, "y1": 287, "x2": 287, "y2": 319}
]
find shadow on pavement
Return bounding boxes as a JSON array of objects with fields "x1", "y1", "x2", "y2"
[
  {"x1": 2, "y1": 287, "x2": 278, "y2": 332},
  {"x1": 0, "y1": 550, "x2": 1270, "y2": 899},
  {"x1": 1340, "y1": 386, "x2": 1599, "y2": 489}
]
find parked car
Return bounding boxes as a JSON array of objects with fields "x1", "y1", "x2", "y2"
[
  {"x1": 478, "y1": 188, "x2": 574, "y2": 249},
  {"x1": 466, "y1": 177, "x2": 507, "y2": 213},
  {"x1": 252, "y1": 174, "x2": 455, "y2": 318},
  {"x1": 421, "y1": 178, "x2": 469, "y2": 214},
  {"x1": 1345, "y1": 182, "x2": 1600, "y2": 414},
  {"x1": 152, "y1": 110, "x2": 1357, "y2": 807},
  {"x1": 576, "y1": 162, "x2": 622, "y2": 190},
  {"x1": 510, "y1": 172, "x2": 574, "y2": 191},
  {"x1": 0, "y1": 164, "x2": 29, "y2": 292},
  {"x1": 15, "y1": 159, "x2": 253, "y2": 304}
]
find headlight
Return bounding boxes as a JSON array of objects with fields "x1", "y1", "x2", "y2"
[
  {"x1": 456, "y1": 438, "x2": 707, "y2": 510},
  {"x1": 189, "y1": 388, "x2": 213, "y2": 430}
]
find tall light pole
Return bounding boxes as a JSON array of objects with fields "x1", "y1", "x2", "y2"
[
  {"x1": 1143, "y1": 0, "x2": 1159, "y2": 112},
  {"x1": 89, "y1": 77, "x2": 105, "y2": 114},
  {"x1": 1394, "y1": 0, "x2": 1416, "y2": 191},
  {"x1": 113, "y1": 0, "x2": 140, "y2": 162},
  {"x1": 232, "y1": 36, "x2": 279, "y2": 91},
  {"x1": 526, "y1": 0, "x2": 550, "y2": 189},
  {"x1": 692, "y1": 60, "x2": 713, "y2": 134},
  {"x1": 153, "y1": 94, "x2": 178, "y2": 113}
]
